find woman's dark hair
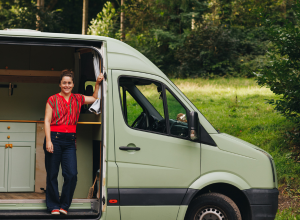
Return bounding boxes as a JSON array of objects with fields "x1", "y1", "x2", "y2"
[{"x1": 60, "y1": 69, "x2": 75, "y2": 84}]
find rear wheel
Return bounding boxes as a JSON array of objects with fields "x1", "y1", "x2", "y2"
[{"x1": 185, "y1": 193, "x2": 242, "y2": 220}]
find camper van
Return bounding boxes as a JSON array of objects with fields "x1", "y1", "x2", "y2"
[{"x1": 0, "y1": 29, "x2": 278, "y2": 220}]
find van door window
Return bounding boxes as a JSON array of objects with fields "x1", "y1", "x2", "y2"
[
  {"x1": 120, "y1": 85, "x2": 144, "y2": 125},
  {"x1": 125, "y1": 90, "x2": 143, "y2": 126},
  {"x1": 119, "y1": 77, "x2": 167, "y2": 134},
  {"x1": 165, "y1": 89, "x2": 189, "y2": 138}
]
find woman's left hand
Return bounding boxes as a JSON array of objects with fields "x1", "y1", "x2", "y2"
[
  {"x1": 83, "y1": 73, "x2": 104, "y2": 104},
  {"x1": 96, "y1": 73, "x2": 104, "y2": 84}
]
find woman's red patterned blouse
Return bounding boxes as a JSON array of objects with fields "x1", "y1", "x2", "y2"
[{"x1": 47, "y1": 93, "x2": 85, "y2": 133}]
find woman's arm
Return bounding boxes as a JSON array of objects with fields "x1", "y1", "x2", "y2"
[
  {"x1": 44, "y1": 103, "x2": 54, "y2": 153},
  {"x1": 84, "y1": 73, "x2": 104, "y2": 104}
]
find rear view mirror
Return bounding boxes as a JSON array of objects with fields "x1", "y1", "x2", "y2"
[{"x1": 189, "y1": 111, "x2": 200, "y2": 141}]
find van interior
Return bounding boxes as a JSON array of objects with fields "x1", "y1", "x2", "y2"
[{"x1": 0, "y1": 44, "x2": 103, "y2": 218}]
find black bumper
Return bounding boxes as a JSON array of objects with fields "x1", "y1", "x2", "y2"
[{"x1": 243, "y1": 188, "x2": 279, "y2": 220}]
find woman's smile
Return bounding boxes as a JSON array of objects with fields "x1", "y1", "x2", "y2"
[{"x1": 59, "y1": 76, "x2": 74, "y2": 95}]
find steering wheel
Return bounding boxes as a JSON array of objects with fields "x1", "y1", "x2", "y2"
[
  {"x1": 131, "y1": 112, "x2": 147, "y2": 129},
  {"x1": 154, "y1": 118, "x2": 167, "y2": 133}
]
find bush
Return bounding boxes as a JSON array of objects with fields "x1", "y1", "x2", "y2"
[
  {"x1": 87, "y1": 2, "x2": 120, "y2": 38},
  {"x1": 0, "y1": 0, "x2": 62, "y2": 32},
  {"x1": 256, "y1": 7, "x2": 300, "y2": 127},
  {"x1": 87, "y1": 0, "x2": 274, "y2": 79},
  {"x1": 175, "y1": 25, "x2": 238, "y2": 78},
  {"x1": 175, "y1": 25, "x2": 270, "y2": 78}
]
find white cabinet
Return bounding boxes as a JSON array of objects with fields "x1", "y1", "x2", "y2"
[
  {"x1": 0, "y1": 123, "x2": 36, "y2": 192},
  {"x1": 0, "y1": 143, "x2": 8, "y2": 192}
]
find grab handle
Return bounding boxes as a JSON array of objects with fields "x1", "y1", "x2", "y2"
[{"x1": 119, "y1": 146, "x2": 140, "y2": 151}]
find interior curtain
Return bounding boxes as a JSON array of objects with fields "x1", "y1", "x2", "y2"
[{"x1": 89, "y1": 51, "x2": 102, "y2": 114}]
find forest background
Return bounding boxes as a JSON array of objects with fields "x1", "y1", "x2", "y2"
[{"x1": 1, "y1": 0, "x2": 300, "y2": 218}]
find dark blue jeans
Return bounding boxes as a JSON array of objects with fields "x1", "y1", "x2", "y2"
[{"x1": 43, "y1": 132, "x2": 77, "y2": 212}]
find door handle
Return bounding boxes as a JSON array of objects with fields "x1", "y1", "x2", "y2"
[
  {"x1": 119, "y1": 146, "x2": 140, "y2": 151},
  {"x1": 5, "y1": 144, "x2": 13, "y2": 148}
]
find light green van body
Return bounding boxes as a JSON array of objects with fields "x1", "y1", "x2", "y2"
[{"x1": 0, "y1": 30, "x2": 278, "y2": 220}]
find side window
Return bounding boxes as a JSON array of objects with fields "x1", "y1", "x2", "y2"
[
  {"x1": 165, "y1": 89, "x2": 189, "y2": 138},
  {"x1": 136, "y1": 84, "x2": 165, "y2": 118},
  {"x1": 125, "y1": 90, "x2": 143, "y2": 126},
  {"x1": 118, "y1": 76, "x2": 189, "y2": 138},
  {"x1": 119, "y1": 77, "x2": 167, "y2": 134},
  {"x1": 120, "y1": 86, "x2": 143, "y2": 125}
]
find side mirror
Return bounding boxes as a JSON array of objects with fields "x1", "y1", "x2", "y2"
[{"x1": 189, "y1": 111, "x2": 200, "y2": 141}]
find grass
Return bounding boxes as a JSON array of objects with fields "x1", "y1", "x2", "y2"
[{"x1": 276, "y1": 209, "x2": 300, "y2": 220}]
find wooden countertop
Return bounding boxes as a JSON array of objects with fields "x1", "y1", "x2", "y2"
[{"x1": 0, "y1": 120, "x2": 101, "y2": 125}]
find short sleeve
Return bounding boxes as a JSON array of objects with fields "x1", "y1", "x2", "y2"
[
  {"x1": 74, "y1": 94, "x2": 85, "y2": 107},
  {"x1": 47, "y1": 96, "x2": 55, "y2": 109}
]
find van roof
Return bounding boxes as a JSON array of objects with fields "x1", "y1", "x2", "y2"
[{"x1": 0, "y1": 30, "x2": 165, "y2": 78}]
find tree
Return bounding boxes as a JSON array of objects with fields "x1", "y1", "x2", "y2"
[
  {"x1": 256, "y1": 3, "x2": 300, "y2": 127},
  {"x1": 0, "y1": 0, "x2": 61, "y2": 31},
  {"x1": 88, "y1": 1, "x2": 119, "y2": 38},
  {"x1": 87, "y1": 0, "x2": 297, "y2": 78},
  {"x1": 0, "y1": 0, "x2": 105, "y2": 34}
]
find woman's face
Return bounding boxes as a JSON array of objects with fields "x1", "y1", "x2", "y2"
[{"x1": 59, "y1": 76, "x2": 74, "y2": 95}]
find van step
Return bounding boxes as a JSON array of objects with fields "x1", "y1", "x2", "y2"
[
  {"x1": 0, "y1": 209, "x2": 99, "y2": 218},
  {"x1": 0, "y1": 199, "x2": 97, "y2": 204},
  {"x1": 0, "y1": 199, "x2": 97, "y2": 210}
]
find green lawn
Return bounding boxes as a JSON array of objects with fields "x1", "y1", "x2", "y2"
[{"x1": 275, "y1": 208, "x2": 300, "y2": 220}]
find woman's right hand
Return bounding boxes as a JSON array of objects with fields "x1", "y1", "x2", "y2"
[{"x1": 46, "y1": 140, "x2": 54, "y2": 153}]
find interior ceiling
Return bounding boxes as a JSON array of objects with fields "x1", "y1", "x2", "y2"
[{"x1": 0, "y1": 45, "x2": 96, "y2": 84}]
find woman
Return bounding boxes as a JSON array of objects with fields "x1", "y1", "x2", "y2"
[{"x1": 44, "y1": 69, "x2": 103, "y2": 215}]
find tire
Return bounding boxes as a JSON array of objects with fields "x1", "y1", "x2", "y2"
[{"x1": 185, "y1": 193, "x2": 242, "y2": 220}]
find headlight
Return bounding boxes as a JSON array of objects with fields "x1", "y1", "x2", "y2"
[{"x1": 258, "y1": 150, "x2": 275, "y2": 183}]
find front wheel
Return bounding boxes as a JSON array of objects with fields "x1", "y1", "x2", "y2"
[{"x1": 185, "y1": 193, "x2": 242, "y2": 220}]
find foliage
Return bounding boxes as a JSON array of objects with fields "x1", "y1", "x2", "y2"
[
  {"x1": 88, "y1": 0, "x2": 293, "y2": 78},
  {"x1": 275, "y1": 208, "x2": 300, "y2": 220},
  {"x1": 175, "y1": 25, "x2": 238, "y2": 78},
  {"x1": 122, "y1": 0, "x2": 209, "y2": 74},
  {"x1": 0, "y1": 0, "x2": 105, "y2": 33},
  {"x1": 175, "y1": 25, "x2": 271, "y2": 78},
  {"x1": 87, "y1": 2, "x2": 119, "y2": 38},
  {"x1": 256, "y1": 4, "x2": 300, "y2": 130},
  {"x1": 0, "y1": 0, "x2": 61, "y2": 31}
]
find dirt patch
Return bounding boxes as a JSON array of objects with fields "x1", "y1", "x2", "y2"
[{"x1": 278, "y1": 185, "x2": 300, "y2": 211}]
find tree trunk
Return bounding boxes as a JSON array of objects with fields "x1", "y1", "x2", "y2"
[
  {"x1": 282, "y1": 0, "x2": 286, "y2": 19},
  {"x1": 36, "y1": 0, "x2": 45, "y2": 31},
  {"x1": 121, "y1": 0, "x2": 125, "y2": 41},
  {"x1": 82, "y1": 0, "x2": 89, "y2": 35}
]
